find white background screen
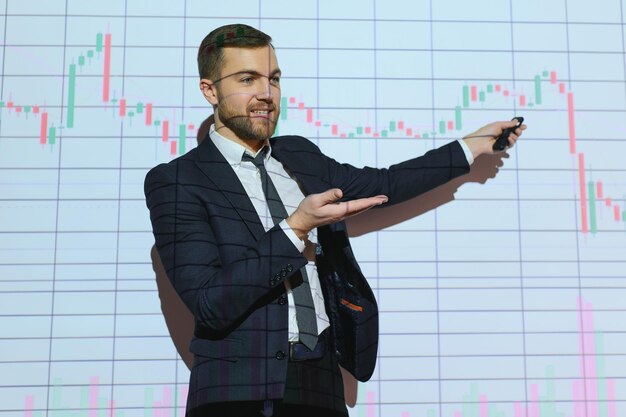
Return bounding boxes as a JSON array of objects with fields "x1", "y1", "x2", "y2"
[{"x1": 1, "y1": 1, "x2": 626, "y2": 416}]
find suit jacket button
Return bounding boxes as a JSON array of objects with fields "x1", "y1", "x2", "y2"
[
  {"x1": 286, "y1": 264, "x2": 293, "y2": 272},
  {"x1": 275, "y1": 350, "x2": 286, "y2": 360},
  {"x1": 270, "y1": 274, "x2": 280, "y2": 286},
  {"x1": 278, "y1": 295, "x2": 287, "y2": 305},
  {"x1": 280, "y1": 269, "x2": 287, "y2": 277}
]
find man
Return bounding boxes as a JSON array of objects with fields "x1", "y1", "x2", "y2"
[{"x1": 144, "y1": 24, "x2": 525, "y2": 417}]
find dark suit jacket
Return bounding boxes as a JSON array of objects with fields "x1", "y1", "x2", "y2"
[{"x1": 144, "y1": 134, "x2": 469, "y2": 409}]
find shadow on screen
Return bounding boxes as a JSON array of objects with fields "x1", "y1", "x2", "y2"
[
  {"x1": 150, "y1": 114, "x2": 508, "y2": 408},
  {"x1": 345, "y1": 151, "x2": 507, "y2": 236}
]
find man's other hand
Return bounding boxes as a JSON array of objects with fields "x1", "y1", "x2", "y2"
[{"x1": 287, "y1": 189, "x2": 388, "y2": 239}]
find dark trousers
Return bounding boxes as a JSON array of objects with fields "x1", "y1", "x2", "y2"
[{"x1": 187, "y1": 344, "x2": 349, "y2": 417}]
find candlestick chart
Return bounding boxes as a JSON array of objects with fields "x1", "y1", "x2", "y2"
[{"x1": 1, "y1": 1, "x2": 625, "y2": 417}]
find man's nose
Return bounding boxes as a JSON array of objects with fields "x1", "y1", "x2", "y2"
[{"x1": 255, "y1": 78, "x2": 274, "y2": 101}]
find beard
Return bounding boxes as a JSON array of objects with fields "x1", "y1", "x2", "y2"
[{"x1": 216, "y1": 96, "x2": 279, "y2": 142}]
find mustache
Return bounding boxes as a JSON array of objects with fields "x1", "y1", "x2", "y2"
[
  {"x1": 220, "y1": 114, "x2": 278, "y2": 124},
  {"x1": 248, "y1": 105, "x2": 276, "y2": 112}
]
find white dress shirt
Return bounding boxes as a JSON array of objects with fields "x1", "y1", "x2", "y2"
[{"x1": 209, "y1": 125, "x2": 330, "y2": 342}]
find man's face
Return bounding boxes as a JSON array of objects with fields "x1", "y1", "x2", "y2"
[{"x1": 204, "y1": 46, "x2": 281, "y2": 145}]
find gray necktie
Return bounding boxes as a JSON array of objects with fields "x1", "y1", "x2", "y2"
[{"x1": 243, "y1": 149, "x2": 319, "y2": 350}]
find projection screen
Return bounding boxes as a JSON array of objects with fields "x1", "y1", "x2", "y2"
[{"x1": 1, "y1": 0, "x2": 625, "y2": 416}]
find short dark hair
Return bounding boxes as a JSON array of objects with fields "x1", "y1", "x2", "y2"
[{"x1": 197, "y1": 24, "x2": 273, "y2": 81}]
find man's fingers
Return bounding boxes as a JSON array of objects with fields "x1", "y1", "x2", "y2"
[{"x1": 335, "y1": 195, "x2": 388, "y2": 218}]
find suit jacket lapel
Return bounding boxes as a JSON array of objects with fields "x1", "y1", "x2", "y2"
[
  {"x1": 193, "y1": 136, "x2": 266, "y2": 240},
  {"x1": 270, "y1": 137, "x2": 325, "y2": 196}
]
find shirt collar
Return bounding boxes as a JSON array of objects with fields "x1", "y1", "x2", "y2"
[{"x1": 209, "y1": 124, "x2": 272, "y2": 166}]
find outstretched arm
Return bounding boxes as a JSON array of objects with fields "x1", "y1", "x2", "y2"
[{"x1": 285, "y1": 119, "x2": 527, "y2": 237}]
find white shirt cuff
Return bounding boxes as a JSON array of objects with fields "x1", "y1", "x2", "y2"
[
  {"x1": 279, "y1": 219, "x2": 306, "y2": 252},
  {"x1": 457, "y1": 139, "x2": 474, "y2": 166}
]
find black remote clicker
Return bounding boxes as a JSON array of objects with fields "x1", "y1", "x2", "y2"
[{"x1": 492, "y1": 117, "x2": 524, "y2": 151}]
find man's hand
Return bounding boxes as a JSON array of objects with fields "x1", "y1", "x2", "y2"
[
  {"x1": 287, "y1": 189, "x2": 388, "y2": 239},
  {"x1": 462, "y1": 120, "x2": 527, "y2": 159}
]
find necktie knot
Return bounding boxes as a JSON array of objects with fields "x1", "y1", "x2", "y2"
[{"x1": 242, "y1": 148, "x2": 268, "y2": 170}]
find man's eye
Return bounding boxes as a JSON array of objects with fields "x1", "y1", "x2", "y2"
[
  {"x1": 271, "y1": 77, "x2": 280, "y2": 84},
  {"x1": 241, "y1": 77, "x2": 253, "y2": 84}
]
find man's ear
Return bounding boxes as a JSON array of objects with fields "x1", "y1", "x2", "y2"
[{"x1": 200, "y1": 79, "x2": 218, "y2": 106}]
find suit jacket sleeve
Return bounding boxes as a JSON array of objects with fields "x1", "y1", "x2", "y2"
[
  {"x1": 145, "y1": 163, "x2": 307, "y2": 337},
  {"x1": 279, "y1": 137, "x2": 470, "y2": 203}
]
